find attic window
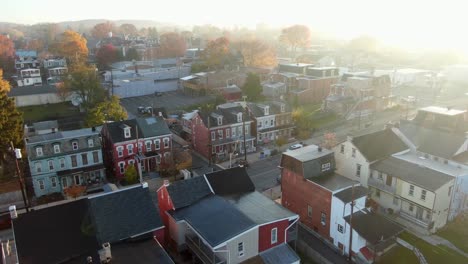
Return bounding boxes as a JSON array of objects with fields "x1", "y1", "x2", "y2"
[
  {"x1": 264, "y1": 106, "x2": 270, "y2": 115},
  {"x1": 124, "y1": 127, "x2": 131, "y2": 138},
  {"x1": 217, "y1": 116, "x2": 223, "y2": 126},
  {"x1": 237, "y1": 112, "x2": 243, "y2": 123},
  {"x1": 280, "y1": 104, "x2": 285, "y2": 112}
]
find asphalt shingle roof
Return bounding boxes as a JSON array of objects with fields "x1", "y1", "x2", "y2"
[
  {"x1": 334, "y1": 186, "x2": 369, "y2": 203},
  {"x1": 259, "y1": 243, "x2": 300, "y2": 264},
  {"x1": 8, "y1": 85, "x2": 58, "y2": 97},
  {"x1": 166, "y1": 176, "x2": 212, "y2": 209},
  {"x1": 352, "y1": 129, "x2": 408, "y2": 162},
  {"x1": 103, "y1": 117, "x2": 171, "y2": 144},
  {"x1": 205, "y1": 166, "x2": 255, "y2": 196},
  {"x1": 371, "y1": 157, "x2": 454, "y2": 191}
]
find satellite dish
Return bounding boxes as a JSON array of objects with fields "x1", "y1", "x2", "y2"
[{"x1": 71, "y1": 95, "x2": 83, "y2": 106}]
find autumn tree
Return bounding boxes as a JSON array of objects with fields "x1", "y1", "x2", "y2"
[
  {"x1": 202, "y1": 37, "x2": 232, "y2": 69},
  {"x1": 180, "y1": 31, "x2": 193, "y2": 46},
  {"x1": 321, "y1": 132, "x2": 338, "y2": 149},
  {"x1": 86, "y1": 95, "x2": 128, "y2": 126},
  {"x1": 348, "y1": 35, "x2": 378, "y2": 54},
  {"x1": 242, "y1": 73, "x2": 262, "y2": 101},
  {"x1": 27, "y1": 39, "x2": 44, "y2": 52},
  {"x1": 96, "y1": 44, "x2": 118, "y2": 69},
  {"x1": 124, "y1": 164, "x2": 138, "y2": 184},
  {"x1": 65, "y1": 64, "x2": 105, "y2": 110},
  {"x1": 0, "y1": 70, "x2": 11, "y2": 92},
  {"x1": 158, "y1": 32, "x2": 186, "y2": 58},
  {"x1": 0, "y1": 35, "x2": 15, "y2": 73},
  {"x1": 119, "y1": 23, "x2": 137, "y2": 36},
  {"x1": 280, "y1": 25, "x2": 311, "y2": 58},
  {"x1": 235, "y1": 39, "x2": 276, "y2": 67},
  {"x1": 55, "y1": 82, "x2": 71, "y2": 102},
  {"x1": 0, "y1": 90, "x2": 23, "y2": 166},
  {"x1": 91, "y1": 22, "x2": 115, "y2": 39},
  {"x1": 52, "y1": 30, "x2": 88, "y2": 66}
]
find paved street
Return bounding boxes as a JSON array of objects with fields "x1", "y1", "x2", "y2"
[{"x1": 120, "y1": 91, "x2": 215, "y2": 118}]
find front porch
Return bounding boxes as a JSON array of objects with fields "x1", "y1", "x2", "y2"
[
  {"x1": 58, "y1": 165, "x2": 106, "y2": 196},
  {"x1": 185, "y1": 234, "x2": 227, "y2": 264}
]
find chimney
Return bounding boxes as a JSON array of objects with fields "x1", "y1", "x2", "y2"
[
  {"x1": 92, "y1": 127, "x2": 96, "y2": 132},
  {"x1": 99, "y1": 243, "x2": 112, "y2": 263},
  {"x1": 163, "y1": 180, "x2": 170, "y2": 187},
  {"x1": 9, "y1": 205, "x2": 17, "y2": 219}
]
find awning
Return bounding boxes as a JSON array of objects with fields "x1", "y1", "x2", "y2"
[{"x1": 57, "y1": 164, "x2": 105, "y2": 176}]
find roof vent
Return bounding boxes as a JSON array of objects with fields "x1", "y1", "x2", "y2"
[
  {"x1": 99, "y1": 242, "x2": 112, "y2": 263},
  {"x1": 163, "y1": 180, "x2": 170, "y2": 187},
  {"x1": 142, "y1": 182, "x2": 148, "y2": 188},
  {"x1": 9, "y1": 205, "x2": 17, "y2": 219}
]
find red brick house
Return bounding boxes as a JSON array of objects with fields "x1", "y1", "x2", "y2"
[
  {"x1": 280, "y1": 145, "x2": 355, "y2": 240},
  {"x1": 101, "y1": 117, "x2": 173, "y2": 179},
  {"x1": 292, "y1": 67, "x2": 340, "y2": 104},
  {"x1": 221, "y1": 85, "x2": 242, "y2": 102}
]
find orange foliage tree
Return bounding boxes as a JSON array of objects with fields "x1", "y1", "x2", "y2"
[
  {"x1": 158, "y1": 32, "x2": 186, "y2": 58},
  {"x1": 202, "y1": 37, "x2": 231, "y2": 69},
  {"x1": 280, "y1": 25, "x2": 311, "y2": 58},
  {"x1": 0, "y1": 35, "x2": 15, "y2": 72},
  {"x1": 235, "y1": 39, "x2": 277, "y2": 67},
  {"x1": 91, "y1": 22, "x2": 115, "y2": 39},
  {"x1": 52, "y1": 30, "x2": 89, "y2": 65},
  {"x1": 96, "y1": 44, "x2": 118, "y2": 69},
  {"x1": 64, "y1": 185, "x2": 86, "y2": 199}
]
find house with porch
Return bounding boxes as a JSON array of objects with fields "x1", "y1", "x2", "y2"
[
  {"x1": 101, "y1": 117, "x2": 172, "y2": 179},
  {"x1": 25, "y1": 126, "x2": 105, "y2": 198}
]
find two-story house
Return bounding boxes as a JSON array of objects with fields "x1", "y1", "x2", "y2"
[
  {"x1": 191, "y1": 103, "x2": 255, "y2": 161},
  {"x1": 42, "y1": 57, "x2": 68, "y2": 84},
  {"x1": 292, "y1": 67, "x2": 340, "y2": 104},
  {"x1": 333, "y1": 128, "x2": 408, "y2": 187},
  {"x1": 369, "y1": 156, "x2": 455, "y2": 233},
  {"x1": 157, "y1": 167, "x2": 300, "y2": 264},
  {"x1": 25, "y1": 127, "x2": 105, "y2": 197},
  {"x1": 248, "y1": 101, "x2": 295, "y2": 145},
  {"x1": 101, "y1": 117, "x2": 172, "y2": 179},
  {"x1": 15, "y1": 50, "x2": 39, "y2": 70}
]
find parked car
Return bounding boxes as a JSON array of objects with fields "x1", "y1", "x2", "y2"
[{"x1": 287, "y1": 144, "x2": 304, "y2": 151}]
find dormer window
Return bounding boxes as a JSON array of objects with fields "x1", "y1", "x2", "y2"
[
  {"x1": 36, "y1": 147, "x2": 43, "y2": 157},
  {"x1": 53, "y1": 144, "x2": 60, "y2": 154},
  {"x1": 264, "y1": 106, "x2": 269, "y2": 116},
  {"x1": 217, "y1": 116, "x2": 223, "y2": 126},
  {"x1": 72, "y1": 141, "x2": 79, "y2": 150},
  {"x1": 237, "y1": 113, "x2": 243, "y2": 123},
  {"x1": 124, "y1": 127, "x2": 131, "y2": 138},
  {"x1": 88, "y1": 138, "x2": 94, "y2": 148},
  {"x1": 281, "y1": 104, "x2": 285, "y2": 113}
]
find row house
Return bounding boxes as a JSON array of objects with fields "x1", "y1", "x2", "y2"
[
  {"x1": 281, "y1": 145, "x2": 404, "y2": 262},
  {"x1": 15, "y1": 50, "x2": 39, "y2": 70},
  {"x1": 291, "y1": 67, "x2": 340, "y2": 104},
  {"x1": 191, "y1": 103, "x2": 255, "y2": 161},
  {"x1": 101, "y1": 117, "x2": 173, "y2": 179},
  {"x1": 157, "y1": 167, "x2": 300, "y2": 264},
  {"x1": 16, "y1": 68, "x2": 42, "y2": 87},
  {"x1": 323, "y1": 72, "x2": 392, "y2": 120},
  {"x1": 43, "y1": 57, "x2": 68, "y2": 84},
  {"x1": 247, "y1": 101, "x2": 295, "y2": 144},
  {"x1": 25, "y1": 127, "x2": 105, "y2": 197}
]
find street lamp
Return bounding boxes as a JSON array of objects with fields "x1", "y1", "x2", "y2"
[{"x1": 11, "y1": 142, "x2": 29, "y2": 212}]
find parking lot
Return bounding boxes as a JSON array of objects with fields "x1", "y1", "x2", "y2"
[{"x1": 120, "y1": 91, "x2": 215, "y2": 118}]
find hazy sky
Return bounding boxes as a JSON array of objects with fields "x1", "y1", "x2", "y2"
[{"x1": 3, "y1": 0, "x2": 467, "y2": 52}]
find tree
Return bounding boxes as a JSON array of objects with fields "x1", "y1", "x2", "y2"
[
  {"x1": 191, "y1": 62, "x2": 209, "y2": 73},
  {"x1": 348, "y1": 35, "x2": 378, "y2": 54},
  {"x1": 0, "y1": 35, "x2": 15, "y2": 73},
  {"x1": 275, "y1": 136, "x2": 288, "y2": 148},
  {"x1": 27, "y1": 39, "x2": 45, "y2": 52},
  {"x1": 55, "y1": 82, "x2": 71, "y2": 102},
  {"x1": 147, "y1": 27, "x2": 158, "y2": 39},
  {"x1": 0, "y1": 70, "x2": 11, "y2": 92},
  {"x1": 235, "y1": 39, "x2": 276, "y2": 67},
  {"x1": 63, "y1": 185, "x2": 86, "y2": 199},
  {"x1": 124, "y1": 164, "x2": 138, "y2": 184},
  {"x1": 0, "y1": 90, "x2": 23, "y2": 165},
  {"x1": 242, "y1": 73, "x2": 262, "y2": 101},
  {"x1": 158, "y1": 32, "x2": 186, "y2": 58},
  {"x1": 96, "y1": 44, "x2": 118, "y2": 69},
  {"x1": 125, "y1": 48, "x2": 140, "y2": 61},
  {"x1": 321, "y1": 132, "x2": 338, "y2": 149},
  {"x1": 202, "y1": 37, "x2": 231, "y2": 69},
  {"x1": 86, "y1": 95, "x2": 128, "y2": 126},
  {"x1": 91, "y1": 22, "x2": 115, "y2": 39},
  {"x1": 52, "y1": 30, "x2": 88, "y2": 65},
  {"x1": 280, "y1": 25, "x2": 311, "y2": 58},
  {"x1": 119, "y1": 23, "x2": 137, "y2": 36},
  {"x1": 65, "y1": 64, "x2": 105, "y2": 110}
]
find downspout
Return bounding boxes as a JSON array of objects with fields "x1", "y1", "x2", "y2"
[{"x1": 285, "y1": 217, "x2": 300, "y2": 250}]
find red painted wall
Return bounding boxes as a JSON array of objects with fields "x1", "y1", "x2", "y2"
[
  {"x1": 191, "y1": 114, "x2": 210, "y2": 159},
  {"x1": 296, "y1": 77, "x2": 338, "y2": 104},
  {"x1": 258, "y1": 219, "x2": 290, "y2": 252},
  {"x1": 153, "y1": 228, "x2": 166, "y2": 245},
  {"x1": 281, "y1": 168, "x2": 332, "y2": 240},
  {"x1": 157, "y1": 185, "x2": 174, "y2": 227}
]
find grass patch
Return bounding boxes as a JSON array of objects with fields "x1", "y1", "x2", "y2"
[
  {"x1": 311, "y1": 112, "x2": 340, "y2": 129},
  {"x1": 379, "y1": 245, "x2": 418, "y2": 264},
  {"x1": 19, "y1": 102, "x2": 79, "y2": 122},
  {"x1": 399, "y1": 232, "x2": 467, "y2": 264},
  {"x1": 437, "y1": 216, "x2": 468, "y2": 253}
]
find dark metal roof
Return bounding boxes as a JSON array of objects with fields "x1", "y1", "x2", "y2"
[
  {"x1": 89, "y1": 185, "x2": 163, "y2": 244},
  {"x1": 135, "y1": 116, "x2": 171, "y2": 138},
  {"x1": 344, "y1": 210, "x2": 404, "y2": 244},
  {"x1": 205, "y1": 167, "x2": 255, "y2": 196},
  {"x1": 103, "y1": 117, "x2": 171, "y2": 144},
  {"x1": 13, "y1": 199, "x2": 99, "y2": 264},
  {"x1": 352, "y1": 129, "x2": 408, "y2": 162},
  {"x1": 171, "y1": 195, "x2": 256, "y2": 247},
  {"x1": 8, "y1": 84, "x2": 58, "y2": 97},
  {"x1": 370, "y1": 157, "x2": 454, "y2": 191},
  {"x1": 166, "y1": 176, "x2": 212, "y2": 209},
  {"x1": 104, "y1": 239, "x2": 174, "y2": 264},
  {"x1": 259, "y1": 243, "x2": 300, "y2": 264},
  {"x1": 307, "y1": 173, "x2": 356, "y2": 192},
  {"x1": 103, "y1": 119, "x2": 139, "y2": 144},
  {"x1": 334, "y1": 186, "x2": 369, "y2": 203}
]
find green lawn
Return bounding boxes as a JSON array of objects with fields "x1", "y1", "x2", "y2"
[
  {"x1": 19, "y1": 102, "x2": 80, "y2": 122},
  {"x1": 398, "y1": 232, "x2": 467, "y2": 264},
  {"x1": 379, "y1": 245, "x2": 418, "y2": 264},
  {"x1": 437, "y1": 217, "x2": 468, "y2": 253}
]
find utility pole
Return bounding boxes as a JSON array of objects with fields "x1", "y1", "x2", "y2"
[
  {"x1": 348, "y1": 183, "x2": 355, "y2": 262},
  {"x1": 11, "y1": 142, "x2": 29, "y2": 212},
  {"x1": 207, "y1": 117, "x2": 212, "y2": 167},
  {"x1": 242, "y1": 96, "x2": 248, "y2": 162}
]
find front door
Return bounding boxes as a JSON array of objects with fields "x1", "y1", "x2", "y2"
[
  {"x1": 386, "y1": 175, "x2": 393, "y2": 186},
  {"x1": 338, "y1": 242, "x2": 344, "y2": 254}
]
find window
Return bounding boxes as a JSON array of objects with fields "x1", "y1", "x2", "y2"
[
  {"x1": 127, "y1": 144, "x2": 134, "y2": 155},
  {"x1": 211, "y1": 131, "x2": 216, "y2": 141},
  {"x1": 35, "y1": 162, "x2": 42, "y2": 173},
  {"x1": 164, "y1": 152, "x2": 171, "y2": 160},
  {"x1": 271, "y1": 228, "x2": 278, "y2": 244},
  {"x1": 74, "y1": 174, "x2": 81, "y2": 185},
  {"x1": 237, "y1": 113, "x2": 243, "y2": 123},
  {"x1": 356, "y1": 164, "x2": 361, "y2": 177},
  {"x1": 212, "y1": 146, "x2": 216, "y2": 154},
  {"x1": 51, "y1": 177, "x2": 57, "y2": 188},
  {"x1": 124, "y1": 127, "x2": 131, "y2": 138},
  {"x1": 321, "y1": 212, "x2": 326, "y2": 225},
  {"x1": 270, "y1": 120, "x2": 274, "y2": 126},
  {"x1": 409, "y1": 185, "x2": 415, "y2": 196},
  {"x1": 226, "y1": 129, "x2": 230, "y2": 138},
  {"x1": 118, "y1": 162, "x2": 125, "y2": 174},
  {"x1": 82, "y1": 153, "x2": 88, "y2": 165},
  {"x1": 218, "y1": 130, "x2": 223, "y2": 139},
  {"x1": 421, "y1": 190, "x2": 427, "y2": 200},
  {"x1": 93, "y1": 151, "x2": 99, "y2": 163},
  {"x1": 337, "y1": 224, "x2": 344, "y2": 233},
  {"x1": 156, "y1": 155, "x2": 161, "y2": 164},
  {"x1": 128, "y1": 159, "x2": 135, "y2": 166},
  {"x1": 308, "y1": 205, "x2": 312, "y2": 217},
  {"x1": 164, "y1": 138, "x2": 170, "y2": 148},
  {"x1": 48, "y1": 160, "x2": 54, "y2": 171},
  {"x1": 425, "y1": 210, "x2": 431, "y2": 220},
  {"x1": 155, "y1": 139, "x2": 160, "y2": 150},
  {"x1": 375, "y1": 189, "x2": 380, "y2": 198},
  {"x1": 72, "y1": 141, "x2": 79, "y2": 150},
  {"x1": 393, "y1": 197, "x2": 399, "y2": 205},
  {"x1": 36, "y1": 147, "x2": 43, "y2": 157},
  {"x1": 38, "y1": 180, "x2": 45, "y2": 190},
  {"x1": 352, "y1": 148, "x2": 356, "y2": 157},
  {"x1": 281, "y1": 104, "x2": 285, "y2": 112},
  {"x1": 232, "y1": 128, "x2": 236, "y2": 137},
  {"x1": 245, "y1": 124, "x2": 249, "y2": 135},
  {"x1": 378, "y1": 172, "x2": 383, "y2": 180},
  {"x1": 434, "y1": 156, "x2": 439, "y2": 162},
  {"x1": 321, "y1": 162, "x2": 331, "y2": 172},
  {"x1": 53, "y1": 144, "x2": 60, "y2": 154},
  {"x1": 71, "y1": 155, "x2": 77, "y2": 167},
  {"x1": 340, "y1": 144, "x2": 345, "y2": 154},
  {"x1": 145, "y1": 141, "x2": 151, "y2": 151},
  {"x1": 217, "y1": 116, "x2": 222, "y2": 126},
  {"x1": 138, "y1": 142, "x2": 143, "y2": 153},
  {"x1": 117, "y1": 146, "x2": 124, "y2": 157},
  {"x1": 59, "y1": 158, "x2": 65, "y2": 169},
  {"x1": 88, "y1": 138, "x2": 94, "y2": 147},
  {"x1": 238, "y1": 242, "x2": 244, "y2": 257},
  {"x1": 62, "y1": 177, "x2": 68, "y2": 188},
  {"x1": 409, "y1": 204, "x2": 414, "y2": 212}
]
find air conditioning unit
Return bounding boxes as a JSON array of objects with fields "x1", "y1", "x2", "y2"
[{"x1": 98, "y1": 242, "x2": 112, "y2": 263}]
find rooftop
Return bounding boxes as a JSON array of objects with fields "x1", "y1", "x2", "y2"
[
  {"x1": 308, "y1": 173, "x2": 356, "y2": 192},
  {"x1": 32, "y1": 120, "x2": 58, "y2": 131},
  {"x1": 205, "y1": 166, "x2": 255, "y2": 196},
  {"x1": 395, "y1": 152, "x2": 468, "y2": 177},
  {"x1": 282, "y1": 145, "x2": 333, "y2": 162},
  {"x1": 420, "y1": 106, "x2": 466, "y2": 116},
  {"x1": 8, "y1": 84, "x2": 57, "y2": 97},
  {"x1": 334, "y1": 186, "x2": 369, "y2": 204},
  {"x1": 351, "y1": 129, "x2": 408, "y2": 162},
  {"x1": 26, "y1": 126, "x2": 101, "y2": 144},
  {"x1": 166, "y1": 176, "x2": 212, "y2": 209},
  {"x1": 258, "y1": 243, "x2": 301, "y2": 264}
]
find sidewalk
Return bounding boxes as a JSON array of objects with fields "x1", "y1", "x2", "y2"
[{"x1": 410, "y1": 231, "x2": 468, "y2": 258}]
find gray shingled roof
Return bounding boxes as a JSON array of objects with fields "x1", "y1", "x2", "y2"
[
  {"x1": 259, "y1": 243, "x2": 300, "y2": 264},
  {"x1": 334, "y1": 186, "x2": 369, "y2": 203},
  {"x1": 166, "y1": 176, "x2": 212, "y2": 209},
  {"x1": 103, "y1": 117, "x2": 170, "y2": 144},
  {"x1": 8, "y1": 85, "x2": 58, "y2": 97},
  {"x1": 89, "y1": 185, "x2": 163, "y2": 244},
  {"x1": 205, "y1": 167, "x2": 255, "y2": 196},
  {"x1": 371, "y1": 157, "x2": 454, "y2": 191},
  {"x1": 352, "y1": 129, "x2": 408, "y2": 162}
]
